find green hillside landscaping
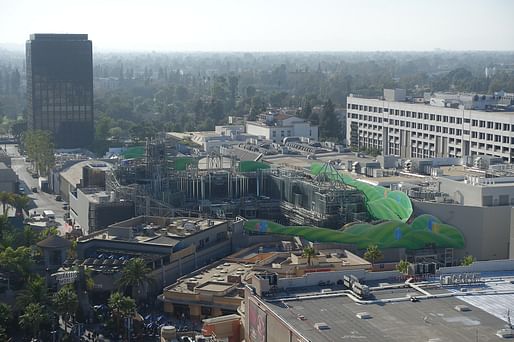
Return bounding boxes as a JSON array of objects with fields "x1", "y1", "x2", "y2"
[{"x1": 244, "y1": 215, "x2": 464, "y2": 250}]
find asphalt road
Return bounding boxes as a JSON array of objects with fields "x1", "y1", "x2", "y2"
[{"x1": 5, "y1": 144, "x2": 68, "y2": 234}]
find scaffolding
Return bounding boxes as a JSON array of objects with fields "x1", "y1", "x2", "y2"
[{"x1": 107, "y1": 138, "x2": 366, "y2": 227}]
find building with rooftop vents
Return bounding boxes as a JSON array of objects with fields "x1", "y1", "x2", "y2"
[
  {"x1": 75, "y1": 216, "x2": 245, "y2": 289},
  {"x1": 160, "y1": 243, "x2": 369, "y2": 322},
  {"x1": 242, "y1": 261, "x2": 514, "y2": 342}
]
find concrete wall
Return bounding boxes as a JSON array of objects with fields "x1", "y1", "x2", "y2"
[
  {"x1": 438, "y1": 177, "x2": 483, "y2": 206},
  {"x1": 246, "y1": 124, "x2": 271, "y2": 141},
  {"x1": 0, "y1": 164, "x2": 18, "y2": 193},
  {"x1": 292, "y1": 122, "x2": 318, "y2": 141},
  {"x1": 69, "y1": 189, "x2": 90, "y2": 234},
  {"x1": 437, "y1": 259, "x2": 514, "y2": 274},
  {"x1": 439, "y1": 176, "x2": 514, "y2": 207},
  {"x1": 413, "y1": 200, "x2": 513, "y2": 261}
]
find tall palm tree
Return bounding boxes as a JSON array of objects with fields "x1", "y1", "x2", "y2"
[
  {"x1": 0, "y1": 213, "x2": 10, "y2": 242},
  {"x1": 108, "y1": 292, "x2": 136, "y2": 336},
  {"x1": 117, "y1": 258, "x2": 154, "y2": 302},
  {"x1": 21, "y1": 226, "x2": 38, "y2": 246},
  {"x1": 53, "y1": 285, "x2": 78, "y2": 335},
  {"x1": 16, "y1": 275, "x2": 48, "y2": 309},
  {"x1": 11, "y1": 194, "x2": 30, "y2": 216},
  {"x1": 302, "y1": 247, "x2": 316, "y2": 266},
  {"x1": 0, "y1": 192, "x2": 13, "y2": 215},
  {"x1": 19, "y1": 303, "x2": 47, "y2": 339},
  {"x1": 364, "y1": 244, "x2": 383, "y2": 265}
]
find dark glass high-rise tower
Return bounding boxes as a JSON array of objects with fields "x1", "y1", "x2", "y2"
[{"x1": 26, "y1": 34, "x2": 94, "y2": 148}]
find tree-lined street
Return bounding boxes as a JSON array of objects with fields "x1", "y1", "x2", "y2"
[{"x1": 5, "y1": 144, "x2": 67, "y2": 234}]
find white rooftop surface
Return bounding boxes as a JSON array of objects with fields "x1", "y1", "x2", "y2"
[{"x1": 449, "y1": 278, "x2": 514, "y2": 323}]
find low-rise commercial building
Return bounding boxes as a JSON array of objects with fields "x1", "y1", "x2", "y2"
[
  {"x1": 76, "y1": 216, "x2": 245, "y2": 290},
  {"x1": 246, "y1": 112, "x2": 318, "y2": 144},
  {"x1": 161, "y1": 243, "x2": 370, "y2": 322},
  {"x1": 243, "y1": 265, "x2": 514, "y2": 342},
  {"x1": 69, "y1": 187, "x2": 134, "y2": 235}
]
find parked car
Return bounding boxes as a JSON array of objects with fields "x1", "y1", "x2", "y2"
[
  {"x1": 55, "y1": 195, "x2": 62, "y2": 201},
  {"x1": 31, "y1": 187, "x2": 38, "y2": 193}
]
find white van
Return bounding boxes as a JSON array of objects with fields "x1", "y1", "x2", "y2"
[{"x1": 42, "y1": 210, "x2": 56, "y2": 221}]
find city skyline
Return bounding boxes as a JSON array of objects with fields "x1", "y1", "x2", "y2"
[{"x1": 1, "y1": 0, "x2": 514, "y2": 52}]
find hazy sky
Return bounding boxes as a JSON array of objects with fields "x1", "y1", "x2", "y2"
[{"x1": 1, "y1": 0, "x2": 514, "y2": 52}]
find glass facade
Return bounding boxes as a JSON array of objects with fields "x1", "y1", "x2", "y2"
[{"x1": 26, "y1": 34, "x2": 94, "y2": 148}]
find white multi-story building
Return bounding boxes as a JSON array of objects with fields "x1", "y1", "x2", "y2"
[
  {"x1": 346, "y1": 89, "x2": 514, "y2": 162},
  {"x1": 246, "y1": 112, "x2": 318, "y2": 143}
]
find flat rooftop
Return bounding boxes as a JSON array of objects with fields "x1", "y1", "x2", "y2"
[
  {"x1": 266, "y1": 290, "x2": 507, "y2": 342},
  {"x1": 165, "y1": 261, "x2": 254, "y2": 295},
  {"x1": 265, "y1": 151, "x2": 379, "y2": 170},
  {"x1": 79, "y1": 216, "x2": 228, "y2": 245}
]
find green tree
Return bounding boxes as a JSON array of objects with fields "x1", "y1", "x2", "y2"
[
  {"x1": 53, "y1": 285, "x2": 78, "y2": 335},
  {"x1": 95, "y1": 113, "x2": 113, "y2": 141},
  {"x1": 117, "y1": 257, "x2": 154, "y2": 302},
  {"x1": 0, "y1": 213, "x2": 10, "y2": 241},
  {"x1": 302, "y1": 247, "x2": 316, "y2": 266},
  {"x1": 0, "y1": 303, "x2": 11, "y2": 333},
  {"x1": 461, "y1": 255, "x2": 475, "y2": 266},
  {"x1": 20, "y1": 225, "x2": 39, "y2": 246},
  {"x1": 319, "y1": 98, "x2": 341, "y2": 142},
  {"x1": 0, "y1": 246, "x2": 33, "y2": 286},
  {"x1": 10, "y1": 194, "x2": 30, "y2": 216},
  {"x1": 396, "y1": 259, "x2": 410, "y2": 274},
  {"x1": 245, "y1": 86, "x2": 256, "y2": 98},
  {"x1": 0, "y1": 192, "x2": 14, "y2": 216},
  {"x1": 364, "y1": 244, "x2": 383, "y2": 265},
  {"x1": 39, "y1": 226, "x2": 59, "y2": 239},
  {"x1": 19, "y1": 303, "x2": 47, "y2": 339},
  {"x1": 108, "y1": 292, "x2": 136, "y2": 335},
  {"x1": 22, "y1": 130, "x2": 55, "y2": 176},
  {"x1": 16, "y1": 275, "x2": 48, "y2": 309},
  {"x1": 300, "y1": 100, "x2": 312, "y2": 119}
]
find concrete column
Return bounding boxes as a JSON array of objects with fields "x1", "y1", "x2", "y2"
[
  {"x1": 212, "y1": 307, "x2": 223, "y2": 317},
  {"x1": 163, "y1": 302, "x2": 175, "y2": 314},
  {"x1": 189, "y1": 305, "x2": 202, "y2": 319}
]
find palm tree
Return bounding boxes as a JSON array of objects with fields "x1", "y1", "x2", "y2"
[
  {"x1": 0, "y1": 303, "x2": 11, "y2": 333},
  {"x1": 364, "y1": 244, "x2": 383, "y2": 265},
  {"x1": 19, "y1": 303, "x2": 47, "y2": 339},
  {"x1": 16, "y1": 275, "x2": 48, "y2": 309},
  {"x1": 21, "y1": 226, "x2": 38, "y2": 246},
  {"x1": 0, "y1": 213, "x2": 10, "y2": 242},
  {"x1": 117, "y1": 258, "x2": 154, "y2": 302},
  {"x1": 53, "y1": 285, "x2": 78, "y2": 335},
  {"x1": 108, "y1": 292, "x2": 136, "y2": 336},
  {"x1": 0, "y1": 246, "x2": 33, "y2": 287},
  {"x1": 302, "y1": 247, "x2": 316, "y2": 266},
  {"x1": 0, "y1": 192, "x2": 13, "y2": 215},
  {"x1": 11, "y1": 194, "x2": 30, "y2": 216},
  {"x1": 396, "y1": 259, "x2": 410, "y2": 274}
]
